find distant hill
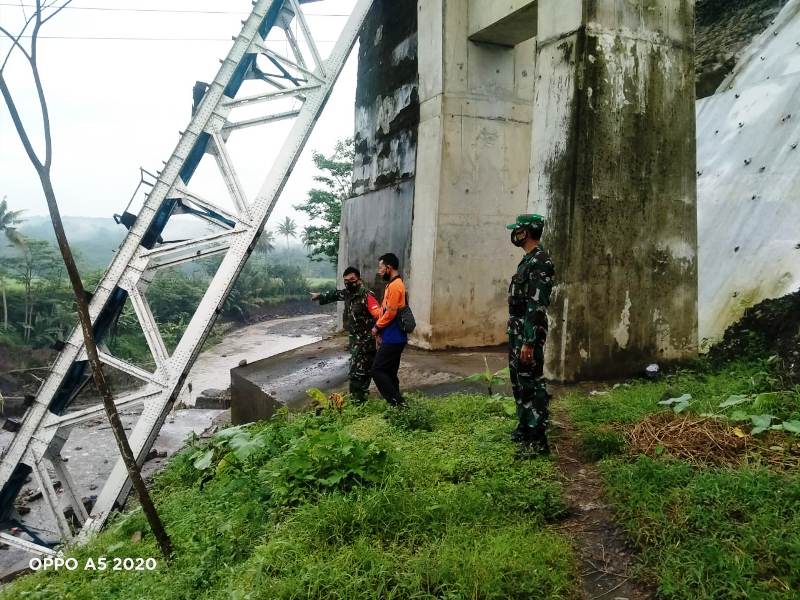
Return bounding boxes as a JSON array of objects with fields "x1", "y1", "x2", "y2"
[
  {"x1": 0, "y1": 215, "x2": 219, "y2": 269},
  {"x1": 0, "y1": 215, "x2": 125, "y2": 269},
  {"x1": 0, "y1": 215, "x2": 336, "y2": 278}
]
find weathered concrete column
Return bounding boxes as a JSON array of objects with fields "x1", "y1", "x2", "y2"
[
  {"x1": 338, "y1": 0, "x2": 418, "y2": 294},
  {"x1": 408, "y1": 0, "x2": 536, "y2": 348},
  {"x1": 529, "y1": 0, "x2": 698, "y2": 380}
]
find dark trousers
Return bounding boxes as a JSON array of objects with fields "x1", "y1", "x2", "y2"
[{"x1": 371, "y1": 342, "x2": 406, "y2": 405}]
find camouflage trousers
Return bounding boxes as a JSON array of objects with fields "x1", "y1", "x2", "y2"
[
  {"x1": 349, "y1": 337, "x2": 377, "y2": 403},
  {"x1": 508, "y1": 333, "x2": 549, "y2": 440}
]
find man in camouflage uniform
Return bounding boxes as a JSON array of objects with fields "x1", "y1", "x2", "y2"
[
  {"x1": 311, "y1": 267, "x2": 380, "y2": 403},
  {"x1": 506, "y1": 214, "x2": 555, "y2": 454}
]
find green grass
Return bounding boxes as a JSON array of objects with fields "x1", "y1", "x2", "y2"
[
  {"x1": 563, "y1": 358, "x2": 800, "y2": 599},
  {"x1": 566, "y1": 359, "x2": 800, "y2": 454},
  {"x1": 5, "y1": 395, "x2": 578, "y2": 600},
  {"x1": 602, "y1": 458, "x2": 800, "y2": 599}
]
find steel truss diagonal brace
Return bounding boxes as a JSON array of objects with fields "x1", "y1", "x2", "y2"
[
  {"x1": 80, "y1": 0, "x2": 374, "y2": 537},
  {"x1": 0, "y1": 0, "x2": 376, "y2": 553}
]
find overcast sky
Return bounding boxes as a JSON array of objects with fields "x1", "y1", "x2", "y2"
[{"x1": 0, "y1": 0, "x2": 358, "y2": 231}]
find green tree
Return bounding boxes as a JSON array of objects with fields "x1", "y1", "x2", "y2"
[
  {"x1": 8, "y1": 239, "x2": 62, "y2": 342},
  {"x1": 0, "y1": 195, "x2": 26, "y2": 330},
  {"x1": 256, "y1": 228, "x2": 276, "y2": 269},
  {"x1": 277, "y1": 216, "x2": 297, "y2": 250},
  {"x1": 294, "y1": 137, "x2": 353, "y2": 262}
]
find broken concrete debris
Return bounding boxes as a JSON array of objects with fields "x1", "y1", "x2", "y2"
[{"x1": 193, "y1": 388, "x2": 231, "y2": 410}]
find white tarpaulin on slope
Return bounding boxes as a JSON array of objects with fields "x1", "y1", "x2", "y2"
[{"x1": 697, "y1": 0, "x2": 800, "y2": 345}]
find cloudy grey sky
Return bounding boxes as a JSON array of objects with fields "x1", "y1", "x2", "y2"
[{"x1": 0, "y1": 0, "x2": 358, "y2": 230}]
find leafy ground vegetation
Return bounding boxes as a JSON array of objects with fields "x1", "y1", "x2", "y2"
[
  {"x1": 564, "y1": 352, "x2": 800, "y2": 599},
  {"x1": 4, "y1": 395, "x2": 578, "y2": 600},
  {"x1": 7, "y1": 290, "x2": 798, "y2": 599}
]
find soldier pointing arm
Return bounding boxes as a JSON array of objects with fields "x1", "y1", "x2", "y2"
[{"x1": 311, "y1": 267, "x2": 380, "y2": 404}]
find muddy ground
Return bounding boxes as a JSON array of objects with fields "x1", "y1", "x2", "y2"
[
  {"x1": 709, "y1": 289, "x2": 800, "y2": 382},
  {"x1": 550, "y1": 397, "x2": 654, "y2": 600}
]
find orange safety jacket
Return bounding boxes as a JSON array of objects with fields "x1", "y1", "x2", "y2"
[{"x1": 376, "y1": 276, "x2": 406, "y2": 329}]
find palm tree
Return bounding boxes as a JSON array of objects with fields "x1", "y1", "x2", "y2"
[
  {"x1": 256, "y1": 228, "x2": 275, "y2": 269},
  {"x1": 300, "y1": 227, "x2": 312, "y2": 276},
  {"x1": 0, "y1": 196, "x2": 26, "y2": 330},
  {"x1": 278, "y1": 217, "x2": 297, "y2": 265},
  {"x1": 277, "y1": 216, "x2": 297, "y2": 251}
]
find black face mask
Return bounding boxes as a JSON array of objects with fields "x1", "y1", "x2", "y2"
[
  {"x1": 345, "y1": 281, "x2": 359, "y2": 292},
  {"x1": 382, "y1": 271, "x2": 391, "y2": 282},
  {"x1": 511, "y1": 227, "x2": 528, "y2": 248}
]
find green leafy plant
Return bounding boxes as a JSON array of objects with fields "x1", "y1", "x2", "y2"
[
  {"x1": 485, "y1": 395, "x2": 517, "y2": 418},
  {"x1": 464, "y1": 357, "x2": 509, "y2": 395},
  {"x1": 306, "y1": 387, "x2": 345, "y2": 414},
  {"x1": 658, "y1": 393, "x2": 692, "y2": 413},
  {"x1": 188, "y1": 426, "x2": 272, "y2": 478},
  {"x1": 714, "y1": 394, "x2": 800, "y2": 436},
  {"x1": 749, "y1": 414, "x2": 777, "y2": 435},
  {"x1": 262, "y1": 429, "x2": 391, "y2": 507},
  {"x1": 779, "y1": 420, "x2": 800, "y2": 434},
  {"x1": 718, "y1": 394, "x2": 751, "y2": 409}
]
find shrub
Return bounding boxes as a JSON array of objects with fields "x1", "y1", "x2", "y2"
[{"x1": 261, "y1": 429, "x2": 392, "y2": 506}]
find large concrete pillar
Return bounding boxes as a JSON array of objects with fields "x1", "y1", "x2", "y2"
[
  {"x1": 338, "y1": 0, "x2": 418, "y2": 295},
  {"x1": 529, "y1": 0, "x2": 698, "y2": 380},
  {"x1": 408, "y1": 0, "x2": 536, "y2": 348}
]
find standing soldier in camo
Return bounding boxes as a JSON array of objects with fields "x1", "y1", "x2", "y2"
[
  {"x1": 311, "y1": 266, "x2": 381, "y2": 404},
  {"x1": 506, "y1": 214, "x2": 555, "y2": 455}
]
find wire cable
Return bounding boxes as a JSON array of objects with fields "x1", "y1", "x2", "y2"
[
  {"x1": 16, "y1": 35, "x2": 338, "y2": 42},
  {"x1": 0, "y1": 3, "x2": 350, "y2": 17}
]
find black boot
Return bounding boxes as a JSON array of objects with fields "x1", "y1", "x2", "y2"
[
  {"x1": 529, "y1": 421, "x2": 550, "y2": 455},
  {"x1": 531, "y1": 435, "x2": 550, "y2": 456},
  {"x1": 514, "y1": 429, "x2": 549, "y2": 459}
]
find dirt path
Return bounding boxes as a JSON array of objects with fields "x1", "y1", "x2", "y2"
[{"x1": 550, "y1": 401, "x2": 654, "y2": 600}]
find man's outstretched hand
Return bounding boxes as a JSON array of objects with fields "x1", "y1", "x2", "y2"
[{"x1": 310, "y1": 292, "x2": 320, "y2": 302}]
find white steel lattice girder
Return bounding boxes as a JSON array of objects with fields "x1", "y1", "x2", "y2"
[{"x1": 0, "y1": 0, "x2": 375, "y2": 552}]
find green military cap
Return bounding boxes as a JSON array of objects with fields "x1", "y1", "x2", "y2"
[{"x1": 506, "y1": 214, "x2": 545, "y2": 230}]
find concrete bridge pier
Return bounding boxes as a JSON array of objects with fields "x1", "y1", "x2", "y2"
[
  {"x1": 529, "y1": 0, "x2": 699, "y2": 380},
  {"x1": 339, "y1": 0, "x2": 698, "y2": 381},
  {"x1": 408, "y1": 0, "x2": 536, "y2": 348}
]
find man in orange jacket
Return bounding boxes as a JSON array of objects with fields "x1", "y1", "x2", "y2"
[{"x1": 371, "y1": 253, "x2": 407, "y2": 406}]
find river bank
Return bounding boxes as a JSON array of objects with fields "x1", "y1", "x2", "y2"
[{"x1": 0, "y1": 312, "x2": 335, "y2": 577}]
